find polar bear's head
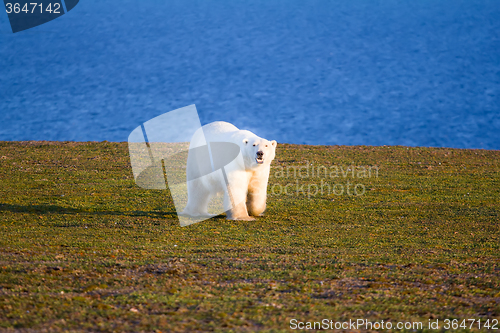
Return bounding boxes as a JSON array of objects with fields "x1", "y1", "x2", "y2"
[{"x1": 242, "y1": 135, "x2": 277, "y2": 169}]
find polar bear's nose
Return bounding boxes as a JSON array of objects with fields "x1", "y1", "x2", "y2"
[{"x1": 256, "y1": 151, "x2": 264, "y2": 158}]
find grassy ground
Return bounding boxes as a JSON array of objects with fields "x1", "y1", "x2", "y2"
[{"x1": 0, "y1": 141, "x2": 499, "y2": 332}]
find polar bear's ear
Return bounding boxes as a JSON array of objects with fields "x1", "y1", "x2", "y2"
[
  {"x1": 243, "y1": 139, "x2": 249, "y2": 145},
  {"x1": 271, "y1": 140, "x2": 277, "y2": 147}
]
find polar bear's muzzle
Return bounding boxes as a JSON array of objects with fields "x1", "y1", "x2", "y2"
[{"x1": 256, "y1": 150, "x2": 265, "y2": 164}]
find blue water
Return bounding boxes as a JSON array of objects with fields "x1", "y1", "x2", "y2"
[{"x1": 1, "y1": 0, "x2": 499, "y2": 149}]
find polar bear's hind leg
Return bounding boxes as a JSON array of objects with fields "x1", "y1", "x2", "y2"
[{"x1": 181, "y1": 179, "x2": 215, "y2": 217}]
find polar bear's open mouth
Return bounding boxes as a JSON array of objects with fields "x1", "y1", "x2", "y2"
[{"x1": 256, "y1": 157, "x2": 264, "y2": 164}]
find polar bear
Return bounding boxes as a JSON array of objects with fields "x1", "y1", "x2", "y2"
[{"x1": 181, "y1": 121, "x2": 277, "y2": 221}]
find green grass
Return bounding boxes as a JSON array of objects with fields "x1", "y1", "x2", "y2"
[{"x1": 0, "y1": 141, "x2": 499, "y2": 332}]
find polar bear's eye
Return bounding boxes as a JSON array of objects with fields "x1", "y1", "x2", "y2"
[{"x1": 253, "y1": 144, "x2": 256, "y2": 146}]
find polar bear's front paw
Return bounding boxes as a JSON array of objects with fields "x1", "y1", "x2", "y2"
[
  {"x1": 229, "y1": 215, "x2": 256, "y2": 221},
  {"x1": 239, "y1": 216, "x2": 256, "y2": 221}
]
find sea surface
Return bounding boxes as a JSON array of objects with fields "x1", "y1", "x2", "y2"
[{"x1": 1, "y1": 0, "x2": 499, "y2": 149}]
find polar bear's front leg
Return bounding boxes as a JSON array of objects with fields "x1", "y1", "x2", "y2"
[
  {"x1": 225, "y1": 172, "x2": 255, "y2": 221},
  {"x1": 246, "y1": 173, "x2": 269, "y2": 216},
  {"x1": 225, "y1": 197, "x2": 255, "y2": 221},
  {"x1": 247, "y1": 191, "x2": 267, "y2": 216}
]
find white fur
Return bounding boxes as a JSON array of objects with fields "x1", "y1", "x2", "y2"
[{"x1": 181, "y1": 121, "x2": 277, "y2": 220}]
